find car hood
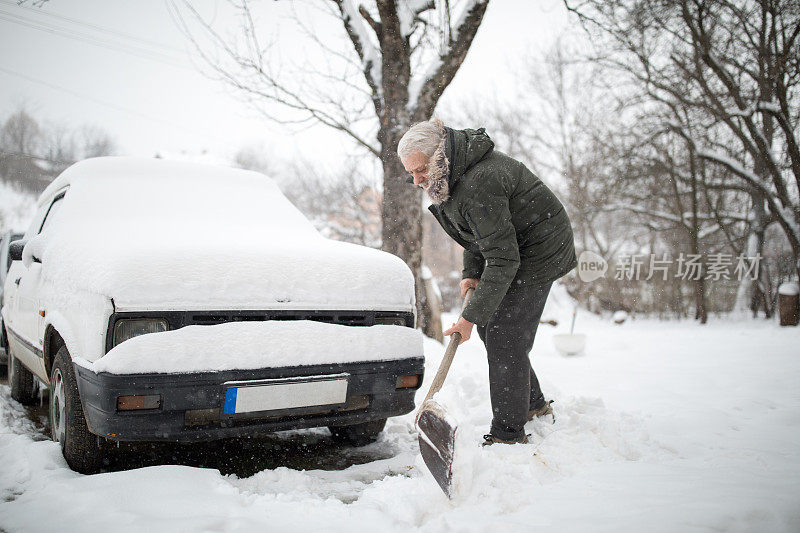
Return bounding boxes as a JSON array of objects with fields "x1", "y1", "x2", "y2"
[{"x1": 33, "y1": 236, "x2": 415, "y2": 311}]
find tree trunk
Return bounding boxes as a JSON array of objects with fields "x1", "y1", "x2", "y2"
[
  {"x1": 379, "y1": 127, "x2": 439, "y2": 337},
  {"x1": 422, "y1": 273, "x2": 444, "y2": 343},
  {"x1": 693, "y1": 277, "x2": 707, "y2": 323},
  {"x1": 688, "y1": 143, "x2": 707, "y2": 324},
  {"x1": 748, "y1": 193, "x2": 773, "y2": 318},
  {"x1": 734, "y1": 231, "x2": 757, "y2": 312}
]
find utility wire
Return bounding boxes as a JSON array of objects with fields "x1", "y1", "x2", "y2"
[
  {"x1": 0, "y1": 0, "x2": 185, "y2": 53},
  {"x1": 0, "y1": 9, "x2": 186, "y2": 67},
  {"x1": 0, "y1": 9, "x2": 190, "y2": 69},
  {"x1": 0, "y1": 5, "x2": 237, "y2": 150},
  {"x1": 0, "y1": 65, "x2": 232, "y2": 147}
]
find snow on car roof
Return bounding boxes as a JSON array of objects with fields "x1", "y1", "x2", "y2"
[
  {"x1": 40, "y1": 156, "x2": 317, "y2": 235},
  {"x1": 24, "y1": 157, "x2": 415, "y2": 318},
  {"x1": 42, "y1": 156, "x2": 271, "y2": 198}
]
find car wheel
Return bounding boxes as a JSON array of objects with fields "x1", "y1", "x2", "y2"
[
  {"x1": 329, "y1": 418, "x2": 387, "y2": 446},
  {"x1": 8, "y1": 349, "x2": 37, "y2": 405},
  {"x1": 0, "y1": 323, "x2": 7, "y2": 378},
  {"x1": 50, "y1": 345, "x2": 105, "y2": 474}
]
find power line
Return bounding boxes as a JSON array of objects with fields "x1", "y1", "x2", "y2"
[
  {"x1": 0, "y1": 8, "x2": 190, "y2": 69},
  {"x1": 0, "y1": 0, "x2": 184, "y2": 54},
  {"x1": 0, "y1": 65, "x2": 231, "y2": 146},
  {"x1": 0, "y1": 9, "x2": 187, "y2": 68}
]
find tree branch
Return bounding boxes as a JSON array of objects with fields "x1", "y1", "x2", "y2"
[
  {"x1": 333, "y1": 0, "x2": 384, "y2": 117},
  {"x1": 411, "y1": 0, "x2": 489, "y2": 121},
  {"x1": 358, "y1": 4, "x2": 382, "y2": 35}
]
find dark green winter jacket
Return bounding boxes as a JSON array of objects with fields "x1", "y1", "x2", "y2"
[{"x1": 428, "y1": 127, "x2": 577, "y2": 326}]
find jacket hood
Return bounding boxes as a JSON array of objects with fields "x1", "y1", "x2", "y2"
[{"x1": 445, "y1": 127, "x2": 495, "y2": 188}]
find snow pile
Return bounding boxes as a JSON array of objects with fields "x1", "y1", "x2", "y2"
[
  {"x1": 25, "y1": 157, "x2": 415, "y2": 310},
  {"x1": 91, "y1": 321, "x2": 424, "y2": 374},
  {"x1": 612, "y1": 310, "x2": 629, "y2": 324},
  {"x1": 2, "y1": 308, "x2": 800, "y2": 531},
  {"x1": 778, "y1": 282, "x2": 799, "y2": 296}
]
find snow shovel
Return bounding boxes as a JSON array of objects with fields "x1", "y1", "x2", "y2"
[{"x1": 415, "y1": 288, "x2": 473, "y2": 498}]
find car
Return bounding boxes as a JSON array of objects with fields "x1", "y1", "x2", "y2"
[
  {"x1": 0, "y1": 230, "x2": 25, "y2": 374},
  {"x1": 2, "y1": 156, "x2": 424, "y2": 473}
]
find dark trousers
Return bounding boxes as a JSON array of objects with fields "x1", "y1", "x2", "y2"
[{"x1": 476, "y1": 281, "x2": 552, "y2": 441}]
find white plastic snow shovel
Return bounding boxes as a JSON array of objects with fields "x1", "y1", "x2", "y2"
[
  {"x1": 552, "y1": 307, "x2": 586, "y2": 356},
  {"x1": 415, "y1": 288, "x2": 473, "y2": 498}
]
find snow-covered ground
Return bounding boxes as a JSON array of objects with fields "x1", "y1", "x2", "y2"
[{"x1": 1, "y1": 285, "x2": 799, "y2": 532}]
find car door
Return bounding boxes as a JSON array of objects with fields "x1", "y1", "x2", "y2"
[{"x1": 12, "y1": 191, "x2": 67, "y2": 379}]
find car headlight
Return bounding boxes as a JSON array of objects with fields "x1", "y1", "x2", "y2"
[
  {"x1": 374, "y1": 315, "x2": 407, "y2": 326},
  {"x1": 113, "y1": 318, "x2": 169, "y2": 347}
]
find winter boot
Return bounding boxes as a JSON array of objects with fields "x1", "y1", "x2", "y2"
[
  {"x1": 528, "y1": 400, "x2": 555, "y2": 423},
  {"x1": 481, "y1": 434, "x2": 530, "y2": 447}
]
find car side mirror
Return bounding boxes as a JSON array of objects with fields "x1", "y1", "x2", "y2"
[{"x1": 8, "y1": 240, "x2": 26, "y2": 262}]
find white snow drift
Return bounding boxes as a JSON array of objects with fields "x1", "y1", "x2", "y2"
[{"x1": 2, "y1": 284, "x2": 799, "y2": 531}]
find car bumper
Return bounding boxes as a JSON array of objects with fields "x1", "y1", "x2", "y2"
[{"x1": 74, "y1": 358, "x2": 424, "y2": 443}]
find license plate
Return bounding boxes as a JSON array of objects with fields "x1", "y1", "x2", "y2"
[{"x1": 222, "y1": 374, "x2": 349, "y2": 415}]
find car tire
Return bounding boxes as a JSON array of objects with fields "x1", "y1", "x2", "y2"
[
  {"x1": 50, "y1": 345, "x2": 105, "y2": 474},
  {"x1": 329, "y1": 418, "x2": 387, "y2": 446},
  {"x1": 8, "y1": 349, "x2": 38, "y2": 405},
  {"x1": 0, "y1": 323, "x2": 7, "y2": 378}
]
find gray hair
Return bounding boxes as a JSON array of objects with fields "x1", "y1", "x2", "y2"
[{"x1": 397, "y1": 117, "x2": 445, "y2": 160}]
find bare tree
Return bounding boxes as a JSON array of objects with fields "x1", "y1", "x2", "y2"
[
  {"x1": 467, "y1": 37, "x2": 763, "y2": 320},
  {"x1": 283, "y1": 160, "x2": 382, "y2": 248},
  {"x1": 0, "y1": 108, "x2": 41, "y2": 156},
  {"x1": 77, "y1": 125, "x2": 116, "y2": 159},
  {"x1": 233, "y1": 145, "x2": 273, "y2": 177},
  {"x1": 172, "y1": 0, "x2": 490, "y2": 338},
  {"x1": 565, "y1": 0, "x2": 800, "y2": 287},
  {"x1": 1, "y1": 108, "x2": 116, "y2": 193},
  {"x1": 233, "y1": 148, "x2": 382, "y2": 247},
  {"x1": 0, "y1": 108, "x2": 49, "y2": 193},
  {"x1": 43, "y1": 124, "x2": 116, "y2": 176}
]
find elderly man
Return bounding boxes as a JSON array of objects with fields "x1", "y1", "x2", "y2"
[{"x1": 398, "y1": 118, "x2": 577, "y2": 446}]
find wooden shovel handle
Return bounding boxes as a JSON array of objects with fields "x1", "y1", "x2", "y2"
[{"x1": 419, "y1": 288, "x2": 474, "y2": 409}]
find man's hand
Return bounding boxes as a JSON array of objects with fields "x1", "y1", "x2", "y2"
[
  {"x1": 443, "y1": 317, "x2": 474, "y2": 345},
  {"x1": 460, "y1": 278, "x2": 479, "y2": 298}
]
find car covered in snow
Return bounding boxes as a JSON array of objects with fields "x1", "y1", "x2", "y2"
[{"x1": 2, "y1": 157, "x2": 424, "y2": 473}]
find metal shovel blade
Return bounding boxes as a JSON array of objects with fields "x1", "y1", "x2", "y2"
[{"x1": 417, "y1": 399, "x2": 457, "y2": 498}]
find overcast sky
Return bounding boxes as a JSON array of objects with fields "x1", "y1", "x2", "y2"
[{"x1": 0, "y1": 0, "x2": 571, "y2": 167}]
